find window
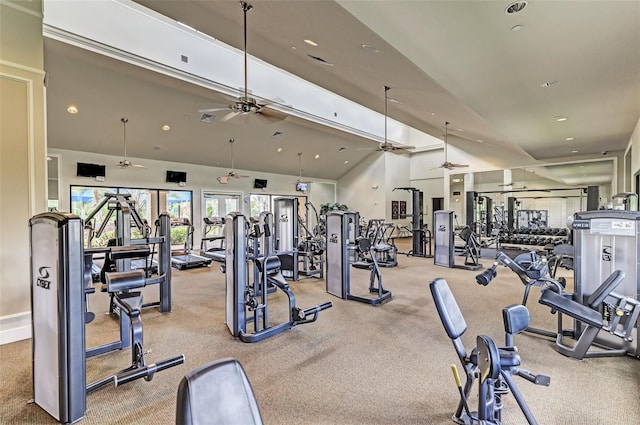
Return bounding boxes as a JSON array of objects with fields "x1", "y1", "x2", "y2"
[
  {"x1": 203, "y1": 192, "x2": 240, "y2": 237},
  {"x1": 70, "y1": 185, "x2": 193, "y2": 248}
]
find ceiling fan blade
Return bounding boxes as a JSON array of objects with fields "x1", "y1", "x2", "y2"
[
  {"x1": 132, "y1": 164, "x2": 146, "y2": 169},
  {"x1": 221, "y1": 111, "x2": 241, "y2": 122},
  {"x1": 199, "y1": 106, "x2": 230, "y2": 113}
]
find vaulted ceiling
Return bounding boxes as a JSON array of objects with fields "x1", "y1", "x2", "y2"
[{"x1": 44, "y1": 0, "x2": 640, "y2": 184}]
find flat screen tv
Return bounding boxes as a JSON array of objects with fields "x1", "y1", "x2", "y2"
[
  {"x1": 254, "y1": 178, "x2": 268, "y2": 189},
  {"x1": 166, "y1": 170, "x2": 187, "y2": 183},
  {"x1": 76, "y1": 162, "x2": 106, "y2": 178},
  {"x1": 296, "y1": 182, "x2": 308, "y2": 192}
]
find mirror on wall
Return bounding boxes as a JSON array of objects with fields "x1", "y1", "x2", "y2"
[
  {"x1": 46, "y1": 155, "x2": 60, "y2": 211},
  {"x1": 451, "y1": 160, "x2": 616, "y2": 231}
]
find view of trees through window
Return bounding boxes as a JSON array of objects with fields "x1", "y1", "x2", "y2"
[{"x1": 70, "y1": 185, "x2": 192, "y2": 248}]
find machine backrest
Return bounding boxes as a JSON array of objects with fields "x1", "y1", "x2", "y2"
[
  {"x1": 430, "y1": 279, "x2": 468, "y2": 341},
  {"x1": 585, "y1": 270, "x2": 625, "y2": 309},
  {"x1": 502, "y1": 304, "x2": 530, "y2": 347},
  {"x1": 176, "y1": 358, "x2": 263, "y2": 425}
]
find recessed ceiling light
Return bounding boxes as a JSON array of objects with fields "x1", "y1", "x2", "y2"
[
  {"x1": 276, "y1": 147, "x2": 283, "y2": 153},
  {"x1": 511, "y1": 24, "x2": 523, "y2": 32},
  {"x1": 571, "y1": 150, "x2": 579, "y2": 153},
  {"x1": 540, "y1": 80, "x2": 557, "y2": 88},
  {"x1": 565, "y1": 137, "x2": 574, "y2": 141},
  {"x1": 388, "y1": 97, "x2": 401, "y2": 104},
  {"x1": 306, "y1": 54, "x2": 333, "y2": 66},
  {"x1": 344, "y1": 160, "x2": 349, "y2": 164},
  {"x1": 430, "y1": 112, "x2": 436, "y2": 116},
  {"x1": 303, "y1": 39, "x2": 318, "y2": 47},
  {"x1": 161, "y1": 124, "x2": 171, "y2": 131},
  {"x1": 314, "y1": 154, "x2": 320, "y2": 159},
  {"x1": 362, "y1": 44, "x2": 379, "y2": 53},
  {"x1": 457, "y1": 128, "x2": 464, "y2": 132},
  {"x1": 66, "y1": 105, "x2": 78, "y2": 114},
  {"x1": 505, "y1": 1, "x2": 527, "y2": 14},
  {"x1": 556, "y1": 116, "x2": 568, "y2": 122},
  {"x1": 291, "y1": 46, "x2": 297, "y2": 50},
  {"x1": 476, "y1": 139, "x2": 484, "y2": 143}
]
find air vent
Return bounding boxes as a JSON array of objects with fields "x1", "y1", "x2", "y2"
[
  {"x1": 200, "y1": 113, "x2": 215, "y2": 124},
  {"x1": 306, "y1": 54, "x2": 334, "y2": 66},
  {"x1": 505, "y1": 1, "x2": 527, "y2": 14}
]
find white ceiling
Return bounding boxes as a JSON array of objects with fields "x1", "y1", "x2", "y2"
[{"x1": 44, "y1": 0, "x2": 640, "y2": 184}]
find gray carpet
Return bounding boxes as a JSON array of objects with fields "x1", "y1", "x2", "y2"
[{"x1": 1, "y1": 240, "x2": 639, "y2": 424}]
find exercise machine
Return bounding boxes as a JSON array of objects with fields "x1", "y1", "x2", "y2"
[
  {"x1": 611, "y1": 192, "x2": 639, "y2": 211},
  {"x1": 467, "y1": 191, "x2": 494, "y2": 237},
  {"x1": 83, "y1": 192, "x2": 172, "y2": 312},
  {"x1": 570, "y1": 210, "x2": 640, "y2": 358},
  {"x1": 359, "y1": 218, "x2": 398, "y2": 267},
  {"x1": 200, "y1": 216, "x2": 226, "y2": 262},
  {"x1": 434, "y1": 210, "x2": 482, "y2": 271},
  {"x1": 273, "y1": 197, "x2": 299, "y2": 280},
  {"x1": 325, "y1": 211, "x2": 392, "y2": 305},
  {"x1": 393, "y1": 187, "x2": 432, "y2": 258},
  {"x1": 297, "y1": 201, "x2": 325, "y2": 278},
  {"x1": 478, "y1": 249, "x2": 640, "y2": 360},
  {"x1": 170, "y1": 217, "x2": 212, "y2": 270},
  {"x1": 431, "y1": 278, "x2": 549, "y2": 425},
  {"x1": 224, "y1": 212, "x2": 332, "y2": 343},
  {"x1": 30, "y1": 212, "x2": 184, "y2": 423}
]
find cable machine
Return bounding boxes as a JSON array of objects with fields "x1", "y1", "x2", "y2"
[
  {"x1": 393, "y1": 187, "x2": 432, "y2": 258},
  {"x1": 224, "y1": 212, "x2": 332, "y2": 343}
]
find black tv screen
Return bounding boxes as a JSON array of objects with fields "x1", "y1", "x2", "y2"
[
  {"x1": 77, "y1": 162, "x2": 106, "y2": 178},
  {"x1": 166, "y1": 170, "x2": 187, "y2": 183},
  {"x1": 254, "y1": 179, "x2": 268, "y2": 189}
]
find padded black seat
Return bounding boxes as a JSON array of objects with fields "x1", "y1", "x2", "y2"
[
  {"x1": 176, "y1": 358, "x2": 263, "y2": 425},
  {"x1": 470, "y1": 347, "x2": 521, "y2": 368},
  {"x1": 539, "y1": 290, "x2": 603, "y2": 327}
]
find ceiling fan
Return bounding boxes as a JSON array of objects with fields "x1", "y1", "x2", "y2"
[
  {"x1": 115, "y1": 117, "x2": 145, "y2": 169},
  {"x1": 199, "y1": 2, "x2": 285, "y2": 123},
  {"x1": 360, "y1": 86, "x2": 415, "y2": 154},
  {"x1": 291, "y1": 152, "x2": 314, "y2": 184},
  {"x1": 217, "y1": 138, "x2": 249, "y2": 183},
  {"x1": 434, "y1": 121, "x2": 468, "y2": 169}
]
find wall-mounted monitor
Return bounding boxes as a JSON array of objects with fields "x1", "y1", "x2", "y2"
[
  {"x1": 166, "y1": 170, "x2": 187, "y2": 183},
  {"x1": 254, "y1": 178, "x2": 268, "y2": 189},
  {"x1": 296, "y1": 182, "x2": 308, "y2": 192},
  {"x1": 76, "y1": 162, "x2": 106, "y2": 178}
]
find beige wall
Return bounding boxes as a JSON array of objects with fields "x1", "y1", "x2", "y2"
[{"x1": 0, "y1": 0, "x2": 47, "y2": 343}]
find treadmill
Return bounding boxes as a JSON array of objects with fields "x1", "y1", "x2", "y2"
[{"x1": 170, "y1": 218, "x2": 212, "y2": 270}]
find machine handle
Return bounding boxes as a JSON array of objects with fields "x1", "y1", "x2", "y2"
[{"x1": 114, "y1": 354, "x2": 185, "y2": 387}]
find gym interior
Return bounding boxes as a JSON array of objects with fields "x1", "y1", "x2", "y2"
[{"x1": 2, "y1": 1, "x2": 640, "y2": 424}]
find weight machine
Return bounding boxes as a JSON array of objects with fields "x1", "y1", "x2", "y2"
[
  {"x1": 325, "y1": 211, "x2": 392, "y2": 305},
  {"x1": 30, "y1": 212, "x2": 184, "y2": 423},
  {"x1": 393, "y1": 187, "x2": 432, "y2": 257},
  {"x1": 297, "y1": 201, "x2": 325, "y2": 278},
  {"x1": 273, "y1": 197, "x2": 299, "y2": 280},
  {"x1": 83, "y1": 192, "x2": 172, "y2": 312},
  {"x1": 224, "y1": 212, "x2": 332, "y2": 343},
  {"x1": 434, "y1": 210, "x2": 482, "y2": 271}
]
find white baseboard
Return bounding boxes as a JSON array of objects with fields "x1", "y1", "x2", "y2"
[{"x1": 0, "y1": 311, "x2": 32, "y2": 345}]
